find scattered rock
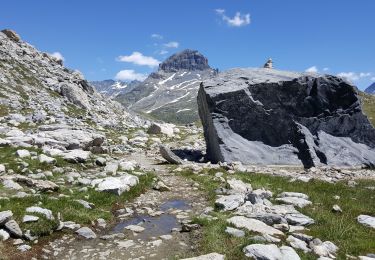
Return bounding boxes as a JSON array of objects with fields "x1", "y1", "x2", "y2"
[
  {"x1": 243, "y1": 244, "x2": 300, "y2": 260},
  {"x1": 16, "y1": 149, "x2": 31, "y2": 158},
  {"x1": 74, "y1": 199, "x2": 95, "y2": 209},
  {"x1": 0, "y1": 229, "x2": 10, "y2": 241},
  {"x1": 63, "y1": 150, "x2": 91, "y2": 163},
  {"x1": 0, "y1": 164, "x2": 5, "y2": 174},
  {"x1": 153, "y1": 180, "x2": 171, "y2": 191},
  {"x1": 0, "y1": 210, "x2": 13, "y2": 225},
  {"x1": 159, "y1": 145, "x2": 182, "y2": 164},
  {"x1": 17, "y1": 244, "x2": 31, "y2": 252},
  {"x1": 124, "y1": 224, "x2": 145, "y2": 233},
  {"x1": 332, "y1": 204, "x2": 342, "y2": 213},
  {"x1": 95, "y1": 157, "x2": 106, "y2": 166},
  {"x1": 227, "y1": 216, "x2": 284, "y2": 236},
  {"x1": 4, "y1": 220, "x2": 23, "y2": 238},
  {"x1": 22, "y1": 215, "x2": 39, "y2": 223},
  {"x1": 285, "y1": 213, "x2": 315, "y2": 226},
  {"x1": 357, "y1": 215, "x2": 375, "y2": 229},
  {"x1": 26, "y1": 206, "x2": 54, "y2": 220},
  {"x1": 75, "y1": 227, "x2": 96, "y2": 239},
  {"x1": 215, "y1": 194, "x2": 245, "y2": 211},
  {"x1": 225, "y1": 226, "x2": 245, "y2": 237},
  {"x1": 2, "y1": 179, "x2": 23, "y2": 190},
  {"x1": 38, "y1": 154, "x2": 56, "y2": 164},
  {"x1": 147, "y1": 123, "x2": 174, "y2": 136}
]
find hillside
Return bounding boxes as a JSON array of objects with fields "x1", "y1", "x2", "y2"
[{"x1": 360, "y1": 91, "x2": 375, "y2": 126}]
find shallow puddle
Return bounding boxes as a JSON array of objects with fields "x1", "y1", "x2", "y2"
[{"x1": 113, "y1": 199, "x2": 191, "y2": 240}]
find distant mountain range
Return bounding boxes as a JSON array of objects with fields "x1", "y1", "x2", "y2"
[
  {"x1": 365, "y1": 82, "x2": 375, "y2": 95},
  {"x1": 90, "y1": 80, "x2": 141, "y2": 98},
  {"x1": 115, "y1": 49, "x2": 218, "y2": 124}
]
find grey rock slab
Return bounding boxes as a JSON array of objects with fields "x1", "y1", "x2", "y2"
[
  {"x1": 75, "y1": 227, "x2": 96, "y2": 239},
  {"x1": 287, "y1": 235, "x2": 311, "y2": 253},
  {"x1": 17, "y1": 244, "x2": 31, "y2": 252},
  {"x1": 38, "y1": 154, "x2": 56, "y2": 164},
  {"x1": 124, "y1": 224, "x2": 145, "y2": 232},
  {"x1": 0, "y1": 210, "x2": 13, "y2": 225},
  {"x1": 275, "y1": 197, "x2": 312, "y2": 208},
  {"x1": 16, "y1": 149, "x2": 31, "y2": 158},
  {"x1": 225, "y1": 226, "x2": 245, "y2": 237},
  {"x1": 278, "y1": 192, "x2": 309, "y2": 200},
  {"x1": 198, "y1": 68, "x2": 375, "y2": 167},
  {"x1": 285, "y1": 213, "x2": 315, "y2": 226},
  {"x1": 243, "y1": 244, "x2": 300, "y2": 260},
  {"x1": 159, "y1": 145, "x2": 182, "y2": 164},
  {"x1": 215, "y1": 194, "x2": 245, "y2": 211},
  {"x1": 63, "y1": 150, "x2": 91, "y2": 163},
  {"x1": 4, "y1": 220, "x2": 23, "y2": 238},
  {"x1": 26, "y1": 206, "x2": 54, "y2": 220},
  {"x1": 22, "y1": 215, "x2": 39, "y2": 223},
  {"x1": 94, "y1": 174, "x2": 139, "y2": 195},
  {"x1": 181, "y1": 253, "x2": 225, "y2": 260},
  {"x1": 0, "y1": 164, "x2": 5, "y2": 173},
  {"x1": 2, "y1": 179, "x2": 23, "y2": 190},
  {"x1": 0, "y1": 229, "x2": 10, "y2": 241},
  {"x1": 358, "y1": 215, "x2": 375, "y2": 229},
  {"x1": 227, "y1": 178, "x2": 252, "y2": 194},
  {"x1": 227, "y1": 216, "x2": 284, "y2": 236},
  {"x1": 74, "y1": 199, "x2": 95, "y2": 209}
]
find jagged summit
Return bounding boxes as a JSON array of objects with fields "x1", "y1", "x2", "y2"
[{"x1": 158, "y1": 49, "x2": 211, "y2": 72}]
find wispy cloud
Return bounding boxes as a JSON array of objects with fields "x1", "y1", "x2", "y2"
[
  {"x1": 215, "y1": 9, "x2": 251, "y2": 27},
  {"x1": 371, "y1": 77, "x2": 375, "y2": 81},
  {"x1": 116, "y1": 52, "x2": 160, "y2": 67},
  {"x1": 50, "y1": 52, "x2": 65, "y2": 62},
  {"x1": 159, "y1": 50, "x2": 169, "y2": 55},
  {"x1": 151, "y1": 33, "x2": 163, "y2": 40},
  {"x1": 164, "y1": 41, "x2": 179, "y2": 48},
  {"x1": 337, "y1": 72, "x2": 372, "y2": 82},
  {"x1": 115, "y1": 70, "x2": 147, "y2": 81},
  {"x1": 305, "y1": 66, "x2": 318, "y2": 73}
]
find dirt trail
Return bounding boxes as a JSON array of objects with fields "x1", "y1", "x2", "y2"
[{"x1": 42, "y1": 152, "x2": 208, "y2": 260}]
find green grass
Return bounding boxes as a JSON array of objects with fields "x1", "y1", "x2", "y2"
[
  {"x1": 360, "y1": 91, "x2": 375, "y2": 127},
  {"x1": 179, "y1": 169, "x2": 375, "y2": 260},
  {"x1": 0, "y1": 172, "x2": 155, "y2": 237},
  {"x1": 0, "y1": 105, "x2": 9, "y2": 117}
]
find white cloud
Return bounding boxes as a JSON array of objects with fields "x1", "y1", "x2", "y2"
[
  {"x1": 337, "y1": 72, "x2": 372, "y2": 82},
  {"x1": 114, "y1": 70, "x2": 147, "y2": 81},
  {"x1": 305, "y1": 66, "x2": 318, "y2": 73},
  {"x1": 164, "y1": 41, "x2": 179, "y2": 48},
  {"x1": 116, "y1": 52, "x2": 160, "y2": 67},
  {"x1": 151, "y1": 33, "x2": 163, "y2": 39},
  {"x1": 323, "y1": 67, "x2": 329, "y2": 72},
  {"x1": 159, "y1": 50, "x2": 169, "y2": 55},
  {"x1": 50, "y1": 52, "x2": 65, "y2": 62},
  {"x1": 216, "y1": 9, "x2": 251, "y2": 27},
  {"x1": 371, "y1": 77, "x2": 375, "y2": 81}
]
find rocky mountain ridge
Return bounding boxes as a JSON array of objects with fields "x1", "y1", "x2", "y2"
[
  {"x1": 116, "y1": 49, "x2": 217, "y2": 124},
  {"x1": 365, "y1": 82, "x2": 375, "y2": 94},
  {"x1": 90, "y1": 79, "x2": 141, "y2": 98}
]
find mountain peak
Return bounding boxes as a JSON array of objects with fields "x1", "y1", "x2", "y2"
[
  {"x1": 365, "y1": 82, "x2": 375, "y2": 94},
  {"x1": 159, "y1": 49, "x2": 211, "y2": 72}
]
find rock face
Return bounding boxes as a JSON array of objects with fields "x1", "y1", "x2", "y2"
[
  {"x1": 116, "y1": 49, "x2": 217, "y2": 124},
  {"x1": 198, "y1": 68, "x2": 375, "y2": 168}
]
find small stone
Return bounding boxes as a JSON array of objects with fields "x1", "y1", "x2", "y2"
[
  {"x1": 0, "y1": 229, "x2": 10, "y2": 241},
  {"x1": 160, "y1": 234, "x2": 173, "y2": 240},
  {"x1": 0, "y1": 210, "x2": 13, "y2": 225},
  {"x1": 159, "y1": 145, "x2": 182, "y2": 164},
  {"x1": 26, "y1": 207, "x2": 54, "y2": 220},
  {"x1": 215, "y1": 194, "x2": 245, "y2": 211},
  {"x1": 17, "y1": 244, "x2": 31, "y2": 252},
  {"x1": 357, "y1": 215, "x2": 375, "y2": 229},
  {"x1": 38, "y1": 154, "x2": 56, "y2": 164},
  {"x1": 74, "y1": 199, "x2": 95, "y2": 209},
  {"x1": 0, "y1": 164, "x2": 5, "y2": 174},
  {"x1": 153, "y1": 180, "x2": 170, "y2": 192},
  {"x1": 332, "y1": 204, "x2": 342, "y2": 213},
  {"x1": 23, "y1": 215, "x2": 39, "y2": 223},
  {"x1": 96, "y1": 218, "x2": 106, "y2": 228},
  {"x1": 124, "y1": 224, "x2": 145, "y2": 233},
  {"x1": 5, "y1": 220, "x2": 23, "y2": 238},
  {"x1": 95, "y1": 157, "x2": 106, "y2": 166},
  {"x1": 16, "y1": 149, "x2": 31, "y2": 158},
  {"x1": 225, "y1": 226, "x2": 245, "y2": 237},
  {"x1": 75, "y1": 227, "x2": 96, "y2": 239}
]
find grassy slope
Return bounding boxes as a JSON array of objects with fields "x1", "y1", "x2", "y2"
[
  {"x1": 360, "y1": 91, "x2": 375, "y2": 127},
  {"x1": 179, "y1": 169, "x2": 375, "y2": 260}
]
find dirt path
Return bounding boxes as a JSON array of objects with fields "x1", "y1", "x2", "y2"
[{"x1": 41, "y1": 152, "x2": 209, "y2": 260}]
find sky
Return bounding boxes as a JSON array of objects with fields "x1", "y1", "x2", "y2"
[{"x1": 1, "y1": 0, "x2": 375, "y2": 90}]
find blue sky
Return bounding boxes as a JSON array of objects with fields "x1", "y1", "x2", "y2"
[{"x1": 2, "y1": 0, "x2": 374, "y2": 89}]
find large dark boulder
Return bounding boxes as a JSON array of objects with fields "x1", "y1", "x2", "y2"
[{"x1": 198, "y1": 68, "x2": 375, "y2": 168}]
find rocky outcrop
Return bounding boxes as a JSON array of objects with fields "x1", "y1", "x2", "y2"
[
  {"x1": 159, "y1": 49, "x2": 210, "y2": 72},
  {"x1": 198, "y1": 68, "x2": 375, "y2": 168}
]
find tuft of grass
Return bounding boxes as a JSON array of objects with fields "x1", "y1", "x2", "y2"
[
  {"x1": 179, "y1": 169, "x2": 375, "y2": 260},
  {"x1": 0, "y1": 105, "x2": 9, "y2": 117},
  {"x1": 0, "y1": 172, "x2": 155, "y2": 237}
]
